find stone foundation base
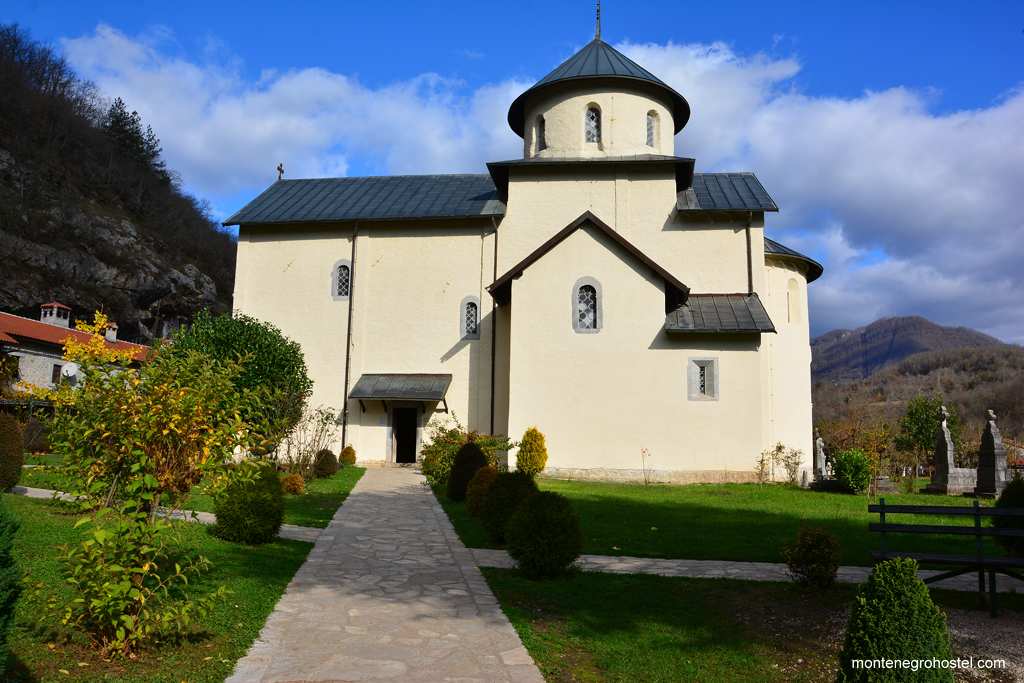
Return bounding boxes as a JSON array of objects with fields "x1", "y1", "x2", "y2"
[
  {"x1": 541, "y1": 467, "x2": 765, "y2": 485},
  {"x1": 924, "y1": 468, "x2": 977, "y2": 495}
]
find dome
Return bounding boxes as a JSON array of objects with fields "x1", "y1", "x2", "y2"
[{"x1": 507, "y1": 38, "x2": 690, "y2": 138}]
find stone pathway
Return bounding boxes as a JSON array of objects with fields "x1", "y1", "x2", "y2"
[
  {"x1": 226, "y1": 467, "x2": 543, "y2": 683},
  {"x1": 473, "y1": 548, "x2": 1024, "y2": 593},
  {"x1": 10, "y1": 485, "x2": 321, "y2": 543}
]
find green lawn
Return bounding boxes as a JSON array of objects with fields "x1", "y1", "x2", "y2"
[
  {"x1": 483, "y1": 569, "x2": 1022, "y2": 683},
  {"x1": 16, "y1": 459, "x2": 365, "y2": 529},
  {"x1": 440, "y1": 479, "x2": 1001, "y2": 566},
  {"x1": 184, "y1": 467, "x2": 365, "y2": 528},
  {"x1": 2, "y1": 493, "x2": 310, "y2": 682}
]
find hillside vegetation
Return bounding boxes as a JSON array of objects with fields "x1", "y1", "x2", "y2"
[{"x1": 0, "y1": 24, "x2": 234, "y2": 341}]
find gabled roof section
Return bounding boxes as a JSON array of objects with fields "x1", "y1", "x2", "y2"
[
  {"x1": 765, "y1": 237, "x2": 824, "y2": 283},
  {"x1": 487, "y1": 211, "x2": 690, "y2": 306},
  {"x1": 0, "y1": 312, "x2": 149, "y2": 360},
  {"x1": 664, "y1": 294, "x2": 776, "y2": 334},
  {"x1": 507, "y1": 39, "x2": 690, "y2": 137},
  {"x1": 678, "y1": 173, "x2": 779, "y2": 212},
  {"x1": 223, "y1": 175, "x2": 505, "y2": 226}
]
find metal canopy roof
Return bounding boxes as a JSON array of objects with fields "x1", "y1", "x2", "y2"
[
  {"x1": 223, "y1": 175, "x2": 504, "y2": 226},
  {"x1": 764, "y1": 237, "x2": 824, "y2": 283},
  {"x1": 507, "y1": 39, "x2": 690, "y2": 137},
  {"x1": 348, "y1": 374, "x2": 453, "y2": 402},
  {"x1": 678, "y1": 174, "x2": 779, "y2": 213},
  {"x1": 665, "y1": 294, "x2": 776, "y2": 334}
]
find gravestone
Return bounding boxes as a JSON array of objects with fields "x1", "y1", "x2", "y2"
[
  {"x1": 813, "y1": 428, "x2": 828, "y2": 481},
  {"x1": 975, "y1": 409, "x2": 1009, "y2": 497},
  {"x1": 924, "y1": 406, "x2": 976, "y2": 495}
]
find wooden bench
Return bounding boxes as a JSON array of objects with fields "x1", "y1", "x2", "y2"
[{"x1": 868, "y1": 499, "x2": 1024, "y2": 616}]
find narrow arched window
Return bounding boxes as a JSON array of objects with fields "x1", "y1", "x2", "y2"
[
  {"x1": 461, "y1": 296, "x2": 480, "y2": 339},
  {"x1": 585, "y1": 105, "x2": 601, "y2": 144},
  {"x1": 572, "y1": 278, "x2": 602, "y2": 333},
  {"x1": 787, "y1": 278, "x2": 801, "y2": 323},
  {"x1": 536, "y1": 115, "x2": 547, "y2": 151},
  {"x1": 646, "y1": 111, "x2": 658, "y2": 147},
  {"x1": 332, "y1": 259, "x2": 352, "y2": 300}
]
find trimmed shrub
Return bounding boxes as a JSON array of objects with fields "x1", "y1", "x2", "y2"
[
  {"x1": 833, "y1": 448, "x2": 871, "y2": 494},
  {"x1": 506, "y1": 491, "x2": 582, "y2": 579},
  {"x1": 0, "y1": 500, "x2": 20, "y2": 676},
  {"x1": 481, "y1": 472, "x2": 539, "y2": 544},
  {"x1": 515, "y1": 427, "x2": 548, "y2": 476},
  {"x1": 419, "y1": 415, "x2": 513, "y2": 487},
  {"x1": 314, "y1": 448, "x2": 338, "y2": 478},
  {"x1": 212, "y1": 464, "x2": 284, "y2": 544},
  {"x1": 446, "y1": 442, "x2": 488, "y2": 501},
  {"x1": 994, "y1": 475, "x2": 1024, "y2": 556},
  {"x1": 340, "y1": 445, "x2": 357, "y2": 467},
  {"x1": 837, "y1": 558, "x2": 953, "y2": 682},
  {"x1": 466, "y1": 465, "x2": 499, "y2": 517},
  {"x1": 0, "y1": 414, "x2": 24, "y2": 491},
  {"x1": 281, "y1": 472, "x2": 305, "y2": 495},
  {"x1": 782, "y1": 527, "x2": 840, "y2": 588}
]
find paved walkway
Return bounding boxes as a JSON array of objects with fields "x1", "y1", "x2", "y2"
[
  {"x1": 227, "y1": 467, "x2": 543, "y2": 683},
  {"x1": 473, "y1": 549, "x2": 1024, "y2": 593}
]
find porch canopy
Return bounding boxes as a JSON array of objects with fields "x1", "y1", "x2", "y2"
[{"x1": 348, "y1": 373, "x2": 453, "y2": 412}]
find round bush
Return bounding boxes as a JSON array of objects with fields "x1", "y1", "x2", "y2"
[
  {"x1": 281, "y1": 472, "x2": 305, "y2": 495},
  {"x1": 466, "y1": 465, "x2": 498, "y2": 517},
  {"x1": 833, "y1": 448, "x2": 871, "y2": 494},
  {"x1": 0, "y1": 415, "x2": 24, "y2": 491},
  {"x1": 340, "y1": 445, "x2": 357, "y2": 467},
  {"x1": 837, "y1": 558, "x2": 952, "y2": 682},
  {"x1": 515, "y1": 427, "x2": 548, "y2": 476},
  {"x1": 171, "y1": 311, "x2": 313, "y2": 448},
  {"x1": 447, "y1": 442, "x2": 489, "y2": 501},
  {"x1": 994, "y1": 476, "x2": 1024, "y2": 556},
  {"x1": 782, "y1": 527, "x2": 840, "y2": 588},
  {"x1": 506, "y1": 491, "x2": 582, "y2": 579},
  {"x1": 314, "y1": 448, "x2": 338, "y2": 478},
  {"x1": 212, "y1": 463, "x2": 284, "y2": 544},
  {"x1": 481, "y1": 472, "x2": 538, "y2": 544}
]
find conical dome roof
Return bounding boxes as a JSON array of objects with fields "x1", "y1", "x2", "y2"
[{"x1": 507, "y1": 38, "x2": 690, "y2": 137}]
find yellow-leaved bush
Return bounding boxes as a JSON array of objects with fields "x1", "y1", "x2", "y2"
[{"x1": 515, "y1": 427, "x2": 548, "y2": 476}]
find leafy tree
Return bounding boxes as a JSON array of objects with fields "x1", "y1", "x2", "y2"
[
  {"x1": 170, "y1": 311, "x2": 313, "y2": 451},
  {"x1": 895, "y1": 395, "x2": 961, "y2": 471}
]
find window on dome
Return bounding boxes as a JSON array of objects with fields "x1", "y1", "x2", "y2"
[
  {"x1": 536, "y1": 115, "x2": 547, "y2": 151},
  {"x1": 646, "y1": 111, "x2": 659, "y2": 147},
  {"x1": 585, "y1": 105, "x2": 601, "y2": 144}
]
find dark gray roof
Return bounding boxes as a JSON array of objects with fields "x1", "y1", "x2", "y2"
[
  {"x1": 665, "y1": 294, "x2": 776, "y2": 334},
  {"x1": 679, "y1": 174, "x2": 779, "y2": 212},
  {"x1": 349, "y1": 374, "x2": 453, "y2": 401},
  {"x1": 507, "y1": 39, "x2": 690, "y2": 136},
  {"x1": 225, "y1": 171, "x2": 780, "y2": 227},
  {"x1": 765, "y1": 237, "x2": 824, "y2": 283},
  {"x1": 223, "y1": 175, "x2": 504, "y2": 226}
]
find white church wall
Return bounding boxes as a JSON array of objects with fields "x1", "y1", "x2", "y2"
[{"x1": 505, "y1": 224, "x2": 766, "y2": 480}]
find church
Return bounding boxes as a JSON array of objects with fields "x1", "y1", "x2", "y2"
[{"x1": 225, "y1": 26, "x2": 822, "y2": 483}]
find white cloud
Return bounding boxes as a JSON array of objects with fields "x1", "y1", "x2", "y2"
[{"x1": 60, "y1": 26, "x2": 1024, "y2": 342}]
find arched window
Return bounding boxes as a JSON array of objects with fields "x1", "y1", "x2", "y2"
[
  {"x1": 461, "y1": 296, "x2": 480, "y2": 340},
  {"x1": 332, "y1": 259, "x2": 352, "y2": 300},
  {"x1": 572, "y1": 277, "x2": 602, "y2": 333},
  {"x1": 787, "y1": 278, "x2": 801, "y2": 323},
  {"x1": 646, "y1": 111, "x2": 659, "y2": 147},
  {"x1": 536, "y1": 115, "x2": 547, "y2": 151},
  {"x1": 585, "y1": 105, "x2": 601, "y2": 144}
]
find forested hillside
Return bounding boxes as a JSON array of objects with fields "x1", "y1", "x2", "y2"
[{"x1": 0, "y1": 24, "x2": 234, "y2": 342}]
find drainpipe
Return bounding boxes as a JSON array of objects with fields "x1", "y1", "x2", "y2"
[
  {"x1": 745, "y1": 211, "x2": 754, "y2": 295},
  {"x1": 489, "y1": 216, "x2": 499, "y2": 434},
  {"x1": 341, "y1": 223, "x2": 359, "y2": 447}
]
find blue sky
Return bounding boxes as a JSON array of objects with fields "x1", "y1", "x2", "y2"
[{"x1": 4, "y1": 1, "x2": 1024, "y2": 340}]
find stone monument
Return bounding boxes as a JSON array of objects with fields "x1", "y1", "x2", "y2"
[
  {"x1": 813, "y1": 428, "x2": 828, "y2": 481},
  {"x1": 924, "y1": 405, "x2": 976, "y2": 495},
  {"x1": 976, "y1": 409, "x2": 1009, "y2": 497}
]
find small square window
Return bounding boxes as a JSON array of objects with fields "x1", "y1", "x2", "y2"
[
  {"x1": 687, "y1": 358, "x2": 718, "y2": 401},
  {"x1": 51, "y1": 363, "x2": 62, "y2": 385}
]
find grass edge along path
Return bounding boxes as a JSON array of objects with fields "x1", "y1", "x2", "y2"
[
  {"x1": 438, "y1": 479, "x2": 1002, "y2": 566},
  {"x1": 2, "y1": 493, "x2": 311, "y2": 682}
]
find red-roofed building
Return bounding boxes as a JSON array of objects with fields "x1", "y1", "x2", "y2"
[{"x1": 0, "y1": 303, "x2": 149, "y2": 390}]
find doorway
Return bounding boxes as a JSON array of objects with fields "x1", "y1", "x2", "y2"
[{"x1": 393, "y1": 407, "x2": 419, "y2": 464}]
